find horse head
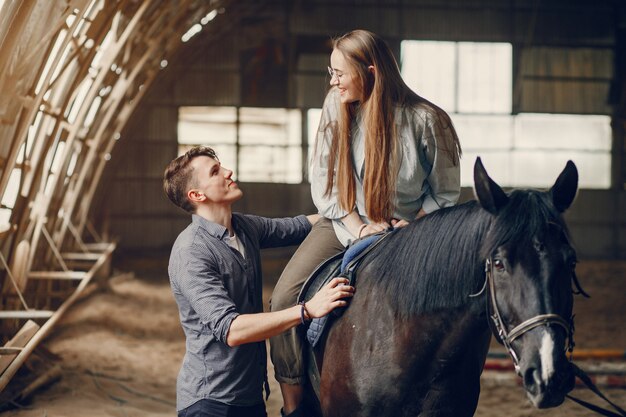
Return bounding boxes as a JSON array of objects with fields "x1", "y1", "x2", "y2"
[{"x1": 473, "y1": 157, "x2": 578, "y2": 409}]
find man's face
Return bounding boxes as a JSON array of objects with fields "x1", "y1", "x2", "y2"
[{"x1": 189, "y1": 156, "x2": 243, "y2": 205}]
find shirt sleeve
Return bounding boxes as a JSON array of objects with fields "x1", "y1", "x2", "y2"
[
  {"x1": 310, "y1": 88, "x2": 350, "y2": 219},
  {"x1": 177, "y1": 245, "x2": 239, "y2": 344},
  {"x1": 420, "y1": 112, "x2": 461, "y2": 214},
  {"x1": 245, "y1": 214, "x2": 312, "y2": 249}
]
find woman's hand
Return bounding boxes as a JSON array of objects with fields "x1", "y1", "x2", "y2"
[
  {"x1": 359, "y1": 221, "x2": 391, "y2": 238},
  {"x1": 391, "y1": 218, "x2": 409, "y2": 228},
  {"x1": 304, "y1": 277, "x2": 355, "y2": 318}
]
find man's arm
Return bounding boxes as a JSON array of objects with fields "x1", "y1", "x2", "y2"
[{"x1": 226, "y1": 277, "x2": 354, "y2": 347}]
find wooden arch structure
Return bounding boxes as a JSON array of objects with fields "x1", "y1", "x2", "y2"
[{"x1": 0, "y1": 0, "x2": 233, "y2": 392}]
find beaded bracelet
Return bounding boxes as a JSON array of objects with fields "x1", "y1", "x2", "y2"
[{"x1": 298, "y1": 301, "x2": 310, "y2": 325}]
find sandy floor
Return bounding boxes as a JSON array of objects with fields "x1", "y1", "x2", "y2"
[{"x1": 1, "y1": 260, "x2": 625, "y2": 416}]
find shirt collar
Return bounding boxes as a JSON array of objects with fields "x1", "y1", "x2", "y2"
[{"x1": 192, "y1": 214, "x2": 231, "y2": 241}]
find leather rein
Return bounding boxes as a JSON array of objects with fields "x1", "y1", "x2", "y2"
[{"x1": 477, "y1": 258, "x2": 626, "y2": 417}]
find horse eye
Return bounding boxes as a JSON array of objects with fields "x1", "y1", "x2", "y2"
[{"x1": 493, "y1": 259, "x2": 505, "y2": 271}]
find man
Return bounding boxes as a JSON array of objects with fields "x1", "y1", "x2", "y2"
[{"x1": 163, "y1": 146, "x2": 353, "y2": 417}]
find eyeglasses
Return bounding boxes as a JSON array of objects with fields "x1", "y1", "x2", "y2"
[{"x1": 327, "y1": 66, "x2": 344, "y2": 81}]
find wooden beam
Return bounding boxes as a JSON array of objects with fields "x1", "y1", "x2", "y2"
[
  {"x1": 84, "y1": 242, "x2": 111, "y2": 251},
  {"x1": 0, "y1": 348, "x2": 23, "y2": 355},
  {"x1": 27, "y1": 271, "x2": 87, "y2": 280},
  {"x1": 0, "y1": 311, "x2": 54, "y2": 320},
  {"x1": 61, "y1": 252, "x2": 101, "y2": 261},
  {"x1": 0, "y1": 320, "x2": 39, "y2": 375},
  {"x1": 0, "y1": 243, "x2": 115, "y2": 391}
]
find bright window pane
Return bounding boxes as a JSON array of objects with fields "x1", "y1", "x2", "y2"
[
  {"x1": 178, "y1": 107, "x2": 237, "y2": 145},
  {"x1": 401, "y1": 41, "x2": 456, "y2": 111},
  {"x1": 510, "y1": 150, "x2": 610, "y2": 189},
  {"x1": 462, "y1": 152, "x2": 603, "y2": 189},
  {"x1": 515, "y1": 114, "x2": 612, "y2": 151},
  {"x1": 460, "y1": 151, "x2": 514, "y2": 187},
  {"x1": 239, "y1": 108, "x2": 301, "y2": 145},
  {"x1": 178, "y1": 107, "x2": 303, "y2": 183},
  {"x1": 458, "y1": 42, "x2": 512, "y2": 113},
  {"x1": 239, "y1": 146, "x2": 302, "y2": 183},
  {"x1": 459, "y1": 114, "x2": 611, "y2": 189},
  {"x1": 401, "y1": 40, "x2": 610, "y2": 189},
  {"x1": 453, "y1": 114, "x2": 514, "y2": 150}
]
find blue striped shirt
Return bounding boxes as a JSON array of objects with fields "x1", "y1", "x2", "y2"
[{"x1": 168, "y1": 213, "x2": 311, "y2": 411}]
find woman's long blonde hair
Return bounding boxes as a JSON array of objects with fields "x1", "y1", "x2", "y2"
[{"x1": 322, "y1": 29, "x2": 461, "y2": 222}]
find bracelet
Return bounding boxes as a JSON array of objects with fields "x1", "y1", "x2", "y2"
[
  {"x1": 357, "y1": 224, "x2": 367, "y2": 238},
  {"x1": 298, "y1": 301, "x2": 310, "y2": 325}
]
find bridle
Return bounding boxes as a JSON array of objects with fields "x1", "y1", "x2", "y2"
[
  {"x1": 484, "y1": 257, "x2": 574, "y2": 375},
  {"x1": 475, "y1": 257, "x2": 626, "y2": 417}
]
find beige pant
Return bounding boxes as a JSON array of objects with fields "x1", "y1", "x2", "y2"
[{"x1": 269, "y1": 218, "x2": 344, "y2": 385}]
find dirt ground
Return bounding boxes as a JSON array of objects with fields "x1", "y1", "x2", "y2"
[{"x1": 1, "y1": 260, "x2": 625, "y2": 417}]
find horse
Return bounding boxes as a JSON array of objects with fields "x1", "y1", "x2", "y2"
[{"x1": 308, "y1": 157, "x2": 581, "y2": 417}]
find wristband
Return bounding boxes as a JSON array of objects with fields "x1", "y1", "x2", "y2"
[
  {"x1": 298, "y1": 301, "x2": 310, "y2": 325},
  {"x1": 357, "y1": 223, "x2": 367, "y2": 238}
]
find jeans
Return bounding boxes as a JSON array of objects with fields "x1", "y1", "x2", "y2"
[{"x1": 178, "y1": 398, "x2": 267, "y2": 417}]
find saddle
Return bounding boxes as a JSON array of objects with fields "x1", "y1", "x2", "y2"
[
  {"x1": 296, "y1": 230, "x2": 393, "y2": 404},
  {"x1": 297, "y1": 231, "x2": 393, "y2": 347}
]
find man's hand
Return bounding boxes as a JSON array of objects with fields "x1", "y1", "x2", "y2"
[{"x1": 305, "y1": 277, "x2": 355, "y2": 318}]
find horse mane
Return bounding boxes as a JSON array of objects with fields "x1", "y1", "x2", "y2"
[
  {"x1": 361, "y1": 201, "x2": 490, "y2": 318},
  {"x1": 361, "y1": 189, "x2": 569, "y2": 318}
]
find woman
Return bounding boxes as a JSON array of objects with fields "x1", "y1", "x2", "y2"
[{"x1": 269, "y1": 29, "x2": 462, "y2": 416}]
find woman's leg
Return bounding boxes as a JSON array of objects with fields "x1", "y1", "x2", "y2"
[{"x1": 269, "y1": 218, "x2": 344, "y2": 414}]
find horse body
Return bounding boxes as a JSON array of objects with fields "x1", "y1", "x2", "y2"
[
  {"x1": 314, "y1": 159, "x2": 578, "y2": 416},
  {"x1": 321, "y1": 297, "x2": 491, "y2": 416}
]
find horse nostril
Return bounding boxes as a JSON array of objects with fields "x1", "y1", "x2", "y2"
[{"x1": 523, "y1": 367, "x2": 543, "y2": 395}]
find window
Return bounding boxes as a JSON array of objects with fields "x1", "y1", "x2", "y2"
[
  {"x1": 178, "y1": 106, "x2": 302, "y2": 183},
  {"x1": 178, "y1": 106, "x2": 238, "y2": 172},
  {"x1": 401, "y1": 40, "x2": 611, "y2": 189}
]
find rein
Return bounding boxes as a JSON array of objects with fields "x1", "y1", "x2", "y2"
[
  {"x1": 481, "y1": 258, "x2": 626, "y2": 417},
  {"x1": 566, "y1": 363, "x2": 626, "y2": 417}
]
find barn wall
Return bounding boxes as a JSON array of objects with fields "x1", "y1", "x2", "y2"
[{"x1": 98, "y1": 0, "x2": 626, "y2": 261}]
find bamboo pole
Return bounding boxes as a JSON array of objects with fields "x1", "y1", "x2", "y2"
[{"x1": 0, "y1": 242, "x2": 115, "y2": 392}]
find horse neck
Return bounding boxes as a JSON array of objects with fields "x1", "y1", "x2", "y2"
[{"x1": 364, "y1": 202, "x2": 492, "y2": 319}]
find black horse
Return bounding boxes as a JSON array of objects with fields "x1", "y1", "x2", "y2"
[{"x1": 311, "y1": 158, "x2": 580, "y2": 417}]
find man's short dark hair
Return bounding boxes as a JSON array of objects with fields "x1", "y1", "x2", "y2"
[{"x1": 163, "y1": 146, "x2": 218, "y2": 213}]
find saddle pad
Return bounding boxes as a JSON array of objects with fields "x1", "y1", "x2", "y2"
[
  {"x1": 341, "y1": 234, "x2": 380, "y2": 271},
  {"x1": 299, "y1": 234, "x2": 383, "y2": 347}
]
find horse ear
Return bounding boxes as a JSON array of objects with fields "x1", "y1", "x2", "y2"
[
  {"x1": 550, "y1": 160, "x2": 578, "y2": 212},
  {"x1": 474, "y1": 157, "x2": 509, "y2": 214}
]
